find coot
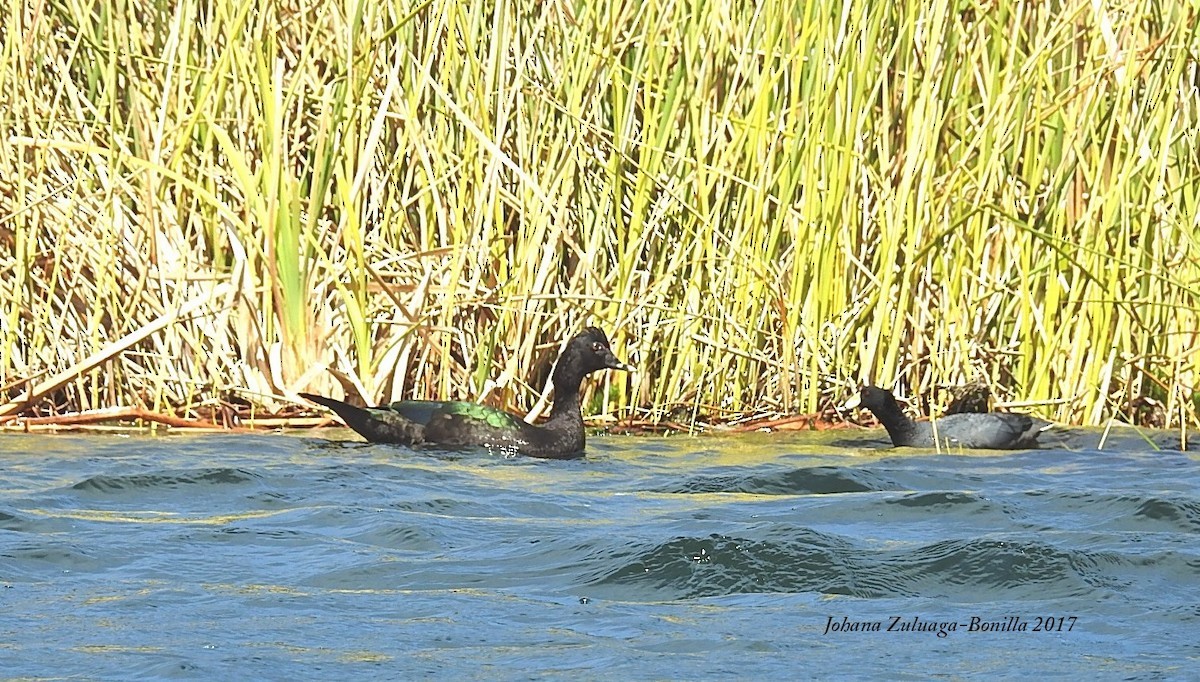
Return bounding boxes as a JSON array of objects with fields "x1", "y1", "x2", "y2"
[{"x1": 847, "y1": 385, "x2": 1049, "y2": 450}]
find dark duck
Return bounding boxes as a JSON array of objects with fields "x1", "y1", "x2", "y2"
[
  {"x1": 847, "y1": 385, "x2": 1050, "y2": 450},
  {"x1": 300, "y1": 327, "x2": 633, "y2": 459}
]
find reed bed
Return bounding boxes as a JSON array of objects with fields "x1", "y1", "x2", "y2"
[{"x1": 2, "y1": 0, "x2": 1198, "y2": 431}]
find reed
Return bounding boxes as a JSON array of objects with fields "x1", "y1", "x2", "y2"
[{"x1": 2, "y1": 0, "x2": 1197, "y2": 431}]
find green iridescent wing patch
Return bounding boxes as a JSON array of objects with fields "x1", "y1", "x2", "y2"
[
  {"x1": 440, "y1": 402, "x2": 526, "y2": 429},
  {"x1": 386, "y1": 400, "x2": 524, "y2": 429}
]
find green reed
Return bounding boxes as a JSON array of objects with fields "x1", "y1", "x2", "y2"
[{"x1": 1, "y1": 0, "x2": 1197, "y2": 431}]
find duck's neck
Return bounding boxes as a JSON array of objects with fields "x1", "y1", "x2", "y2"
[
  {"x1": 544, "y1": 367, "x2": 586, "y2": 428},
  {"x1": 546, "y1": 389, "x2": 584, "y2": 427}
]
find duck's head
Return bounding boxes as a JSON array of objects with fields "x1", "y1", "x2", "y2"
[{"x1": 554, "y1": 327, "x2": 634, "y2": 384}]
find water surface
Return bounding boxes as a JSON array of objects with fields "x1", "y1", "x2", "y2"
[{"x1": 2, "y1": 428, "x2": 1198, "y2": 678}]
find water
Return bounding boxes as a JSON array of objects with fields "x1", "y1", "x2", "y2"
[{"x1": 2, "y1": 428, "x2": 1198, "y2": 679}]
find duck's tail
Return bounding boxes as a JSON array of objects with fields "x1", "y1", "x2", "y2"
[{"x1": 300, "y1": 393, "x2": 424, "y2": 445}]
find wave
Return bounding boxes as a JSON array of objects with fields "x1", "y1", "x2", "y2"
[
  {"x1": 71, "y1": 468, "x2": 262, "y2": 494},
  {"x1": 657, "y1": 466, "x2": 902, "y2": 495}
]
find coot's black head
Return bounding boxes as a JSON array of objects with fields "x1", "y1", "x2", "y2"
[
  {"x1": 553, "y1": 327, "x2": 634, "y2": 385},
  {"x1": 852, "y1": 385, "x2": 903, "y2": 414}
]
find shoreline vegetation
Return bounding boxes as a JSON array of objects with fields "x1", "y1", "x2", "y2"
[{"x1": 3, "y1": 1, "x2": 1198, "y2": 437}]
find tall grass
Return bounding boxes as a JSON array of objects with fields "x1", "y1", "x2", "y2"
[{"x1": 1, "y1": 0, "x2": 1197, "y2": 429}]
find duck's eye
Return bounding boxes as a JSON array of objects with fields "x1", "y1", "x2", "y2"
[{"x1": 592, "y1": 342, "x2": 605, "y2": 352}]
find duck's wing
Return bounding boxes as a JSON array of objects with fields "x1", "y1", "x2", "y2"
[
  {"x1": 385, "y1": 400, "x2": 535, "y2": 451},
  {"x1": 384, "y1": 400, "x2": 526, "y2": 430}
]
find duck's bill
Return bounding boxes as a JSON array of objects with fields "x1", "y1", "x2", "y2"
[
  {"x1": 842, "y1": 393, "x2": 862, "y2": 410},
  {"x1": 604, "y1": 353, "x2": 635, "y2": 372}
]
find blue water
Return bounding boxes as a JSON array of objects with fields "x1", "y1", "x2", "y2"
[{"x1": 2, "y1": 428, "x2": 1198, "y2": 679}]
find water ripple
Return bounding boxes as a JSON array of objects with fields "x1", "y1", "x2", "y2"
[
  {"x1": 658, "y1": 466, "x2": 901, "y2": 495},
  {"x1": 71, "y1": 467, "x2": 261, "y2": 493}
]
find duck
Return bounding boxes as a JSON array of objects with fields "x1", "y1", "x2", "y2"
[
  {"x1": 943, "y1": 380, "x2": 991, "y2": 415},
  {"x1": 846, "y1": 385, "x2": 1050, "y2": 450},
  {"x1": 300, "y1": 327, "x2": 633, "y2": 459}
]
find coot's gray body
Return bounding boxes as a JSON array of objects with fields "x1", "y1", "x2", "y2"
[{"x1": 849, "y1": 385, "x2": 1049, "y2": 450}]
